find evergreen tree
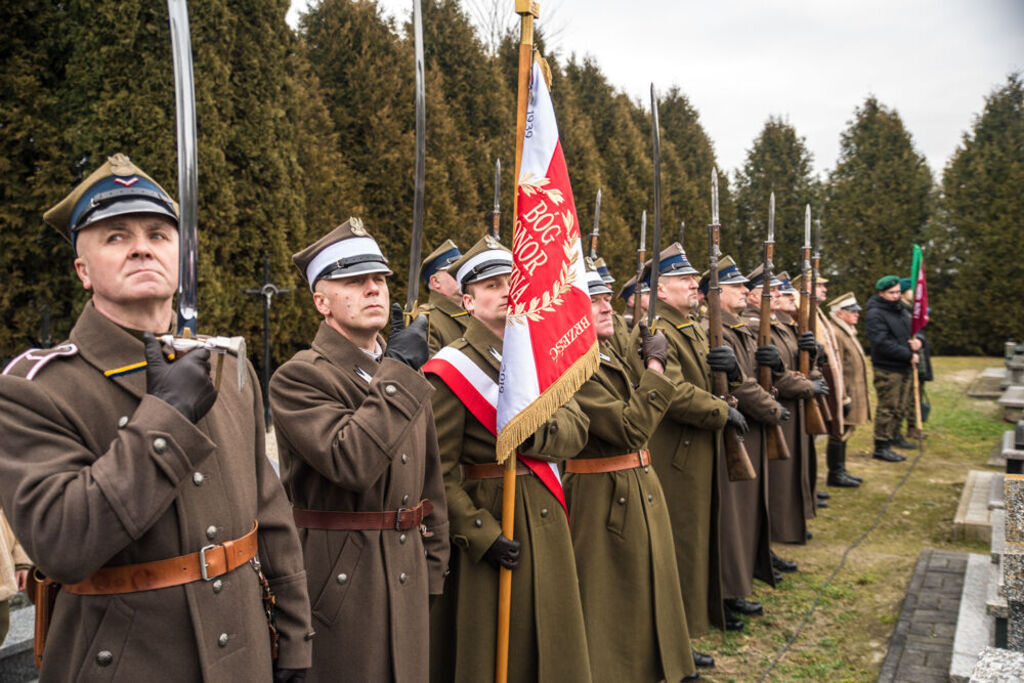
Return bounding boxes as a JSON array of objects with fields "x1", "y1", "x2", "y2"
[
  {"x1": 734, "y1": 116, "x2": 818, "y2": 273},
  {"x1": 933, "y1": 74, "x2": 1024, "y2": 354},
  {"x1": 824, "y1": 97, "x2": 932, "y2": 307}
]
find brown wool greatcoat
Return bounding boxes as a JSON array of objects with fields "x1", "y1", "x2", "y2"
[
  {"x1": 0, "y1": 302, "x2": 312, "y2": 681},
  {"x1": 421, "y1": 291, "x2": 470, "y2": 355},
  {"x1": 269, "y1": 322, "x2": 450, "y2": 682},
  {"x1": 649, "y1": 303, "x2": 728, "y2": 636},
  {"x1": 564, "y1": 340, "x2": 695, "y2": 682},
  {"x1": 763, "y1": 311, "x2": 818, "y2": 543},
  {"x1": 815, "y1": 307, "x2": 846, "y2": 434},
  {"x1": 427, "y1": 318, "x2": 592, "y2": 683},
  {"x1": 718, "y1": 311, "x2": 781, "y2": 597},
  {"x1": 828, "y1": 313, "x2": 872, "y2": 429}
]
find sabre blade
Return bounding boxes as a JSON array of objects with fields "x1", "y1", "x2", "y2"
[
  {"x1": 406, "y1": 0, "x2": 427, "y2": 312},
  {"x1": 647, "y1": 84, "x2": 663, "y2": 327},
  {"x1": 168, "y1": 0, "x2": 199, "y2": 336},
  {"x1": 590, "y1": 188, "x2": 601, "y2": 259},
  {"x1": 804, "y1": 204, "x2": 811, "y2": 249},
  {"x1": 711, "y1": 168, "x2": 720, "y2": 226},
  {"x1": 768, "y1": 192, "x2": 775, "y2": 243},
  {"x1": 814, "y1": 218, "x2": 822, "y2": 258},
  {"x1": 492, "y1": 158, "x2": 501, "y2": 240}
]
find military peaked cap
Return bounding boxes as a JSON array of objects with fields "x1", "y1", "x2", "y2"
[
  {"x1": 421, "y1": 239, "x2": 462, "y2": 283},
  {"x1": 451, "y1": 234, "x2": 512, "y2": 291},
  {"x1": 293, "y1": 218, "x2": 392, "y2": 290}
]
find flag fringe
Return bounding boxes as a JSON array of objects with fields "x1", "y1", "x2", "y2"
[{"x1": 495, "y1": 341, "x2": 599, "y2": 464}]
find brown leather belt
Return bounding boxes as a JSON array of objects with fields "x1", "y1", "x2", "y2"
[
  {"x1": 461, "y1": 463, "x2": 531, "y2": 479},
  {"x1": 63, "y1": 522, "x2": 259, "y2": 596},
  {"x1": 565, "y1": 449, "x2": 651, "y2": 474},
  {"x1": 293, "y1": 499, "x2": 433, "y2": 531}
]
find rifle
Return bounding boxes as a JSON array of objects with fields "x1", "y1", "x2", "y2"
[
  {"x1": 813, "y1": 219, "x2": 843, "y2": 438},
  {"x1": 799, "y1": 205, "x2": 828, "y2": 435},
  {"x1": 708, "y1": 170, "x2": 756, "y2": 481},
  {"x1": 491, "y1": 158, "x2": 501, "y2": 241},
  {"x1": 405, "y1": 0, "x2": 427, "y2": 317},
  {"x1": 589, "y1": 188, "x2": 601, "y2": 259},
  {"x1": 647, "y1": 85, "x2": 662, "y2": 328},
  {"x1": 631, "y1": 211, "x2": 647, "y2": 328},
  {"x1": 760, "y1": 193, "x2": 791, "y2": 460}
]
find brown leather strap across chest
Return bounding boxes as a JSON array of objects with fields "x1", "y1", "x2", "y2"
[
  {"x1": 461, "y1": 463, "x2": 531, "y2": 479},
  {"x1": 63, "y1": 522, "x2": 259, "y2": 596},
  {"x1": 565, "y1": 449, "x2": 651, "y2": 474},
  {"x1": 293, "y1": 499, "x2": 433, "y2": 531}
]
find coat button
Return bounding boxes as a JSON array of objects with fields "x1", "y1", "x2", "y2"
[
  {"x1": 540, "y1": 508, "x2": 549, "y2": 517},
  {"x1": 117, "y1": 416, "x2": 129, "y2": 428},
  {"x1": 96, "y1": 650, "x2": 113, "y2": 666},
  {"x1": 617, "y1": 497, "x2": 626, "y2": 505},
  {"x1": 548, "y1": 423, "x2": 559, "y2": 435},
  {"x1": 401, "y1": 494, "x2": 409, "y2": 504},
  {"x1": 647, "y1": 493, "x2": 654, "y2": 502},
  {"x1": 644, "y1": 466, "x2": 650, "y2": 473},
  {"x1": 336, "y1": 573, "x2": 348, "y2": 584},
  {"x1": 399, "y1": 533, "x2": 407, "y2": 544},
  {"x1": 304, "y1": 631, "x2": 316, "y2": 642},
  {"x1": 212, "y1": 579, "x2": 223, "y2": 593},
  {"x1": 399, "y1": 572, "x2": 408, "y2": 584},
  {"x1": 206, "y1": 525, "x2": 217, "y2": 540},
  {"x1": 192, "y1": 472, "x2": 205, "y2": 486},
  {"x1": 152, "y1": 437, "x2": 167, "y2": 453},
  {"x1": 683, "y1": 440, "x2": 691, "y2": 446},
  {"x1": 401, "y1": 454, "x2": 408, "y2": 464},
  {"x1": 385, "y1": 384, "x2": 397, "y2": 396},
  {"x1": 218, "y1": 633, "x2": 229, "y2": 648},
  {"x1": 474, "y1": 519, "x2": 483, "y2": 528},
  {"x1": 648, "y1": 391, "x2": 658, "y2": 401}
]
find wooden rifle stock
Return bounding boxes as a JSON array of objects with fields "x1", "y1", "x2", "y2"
[
  {"x1": 798, "y1": 248, "x2": 828, "y2": 435},
  {"x1": 708, "y1": 224, "x2": 755, "y2": 481},
  {"x1": 811, "y1": 251, "x2": 843, "y2": 439},
  {"x1": 759, "y1": 241, "x2": 790, "y2": 460}
]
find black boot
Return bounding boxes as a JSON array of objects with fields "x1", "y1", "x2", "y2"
[
  {"x1": 891, "y1": 433, "x2": 916, "y2": 449},
  {"x1": 772, "y1": 552, "x2": 798, "y2": 572},
  {"x1": 692, "y1": 650, "x2": 715, "y2": 668},
  {"x1": 827, "y1": 439, "x2": 861, "y2": 487},
  {"x1": 872, "y1": 440, "x2": 906, "y2": 462},
  {"x1": 839, "y1": 440, "x2": 863, "y2": 483}
]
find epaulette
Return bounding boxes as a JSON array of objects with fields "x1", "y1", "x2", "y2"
[
  {"x1": 450, "y1": 310, "x2": 469, "y2": 318},
  {"x1": 728, "y1": 321, "x2": 747, "y2": 329},
  {"x1": 2, "y1": 344, "x2": 79, "y2": 380},
  {"x1": 675, "y1": 321, "x2": 695, "y2": 331}
]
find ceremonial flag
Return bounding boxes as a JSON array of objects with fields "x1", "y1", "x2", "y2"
[
  {"x1": 911, "y1": 243, "x2": 929, "y2": 335},
  {"x1": 495, "y1": 56, "x2": 599, "y2": 466}
]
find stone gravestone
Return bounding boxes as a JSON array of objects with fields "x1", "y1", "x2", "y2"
[{"x1": 1004, "y1": 474, "x2": 1024, "y2": 652}]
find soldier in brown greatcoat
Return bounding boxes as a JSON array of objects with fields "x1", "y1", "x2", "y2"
[
  {"x1": 647, "y1": 244, "x2": 738, "y2": 636},
  {"x1": 423, "y1": 236, "x2": 591, "y2": 683},
  {"x1": 417, "y1": 239, "x2": 469, "y2": 354},
  {"x1": 565, "y1": 267, "x2": 699, "y2": 681},
  {"x1": 765, "y1": 273, "x2": 826, "y2": 543},
  {"x1": 826, "y1": 292, "x2": 870, "y2": 485},
  {"x1": 0, "y1": 154, "x2": 312, "y2": 681},
  {"x1": 703, "y1": 257, "x2": 784, "y2": 622},
  {"x1": 270, "y1": 220, "x2": 450, "y2": 682}
]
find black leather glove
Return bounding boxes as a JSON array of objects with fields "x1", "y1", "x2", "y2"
[
  {"x1": 483, "y1": 534, "x2": 521, "y2": 570},
  {"x1": 778, "y1": 405, "x2": 792, "y2": 422},
  {"x1": 755, "y1": 344, "x2": 784, "y2": 373},
  {"x1": 811, "y1": 378, "x2": 830, "y2": 396},
  {"x1": 143, "y1": 332, "x2": 217, "y2": 423},
  {"x1": 798, "y1": 332, "x2": 817, "y2": 362},
  {"x1": 726, "y1": 407, "x2": 748, "y2": 434},
  {"x1": 273, "y1": 668, "x2": 307, "y2": 683},
  {"x1": 385, "y1": 303, "x2": 429, "y2": 370},
  {"x1": 815, "y1": 342, "x2": 828, "y2": 367},
  {"x1": 843, "y1": 402, "x2": 852, "y2": 417},
  {"x1": 638, "y1": 322, "x2": 668, "y2": 369},
  {"x1": 707, "y1": 345, "x2": 740, "y2": 382}
]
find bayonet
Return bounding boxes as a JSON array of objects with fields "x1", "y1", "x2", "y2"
[
  {"x1": 760, "y1": 193, "x2": 790, "y2": 460},
  {"x1": 631, "y1": 211, "x2": 647, "y2": 327},
  {"x1": 798, "y1": 204, "x2": 827, "y2": 435},
  {"x1": 589, "y1": 188, "x2": 601, "y2": 259},
  {"x1": 647, "y1": 84, "x2": 662, "y2": 328},
  {"x1": 679, "y1": 221, "x2": 685, "y2": 247},
  {"x1": 168, "y1": 0, "x2": 198, "y2": 337},
  {"x1": 405, "y1": 0, "x2": 427, "y2": 314},
  {"x1": 491, "y1": 158, "x2": 501, "y2": 241}
]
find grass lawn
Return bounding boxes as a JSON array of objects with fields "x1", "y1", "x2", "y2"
[{"x1": 691, "y1": 356, "x2": 1008, "y2": 681}]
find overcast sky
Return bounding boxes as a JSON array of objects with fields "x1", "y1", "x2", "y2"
[{"x1": 288, "y1": 0, "x2": 1023, "y2": 179}]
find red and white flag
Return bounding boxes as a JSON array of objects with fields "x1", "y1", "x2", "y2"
[{"x1": 496, "y1": 56, "x2": 599, "y2": 465}]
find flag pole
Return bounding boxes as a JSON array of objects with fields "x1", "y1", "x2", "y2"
[
  {"x1": 911, "y1": 245, "x2": 923, "y2": 438},
  {"x1": 497, "y1": 3, "x2": 538, "y2": 682}
]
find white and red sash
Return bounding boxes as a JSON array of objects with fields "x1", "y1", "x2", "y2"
[{"x1": 424, "y1": 346, "x2": 567, "y2": 516}]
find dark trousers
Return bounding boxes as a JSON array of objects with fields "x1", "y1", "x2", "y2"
[
  {"x1": 873, "y1": 367, "x2": 911, "y2": 441},
  {"x1": 0, "y1": 599, "x2": 9, "y2": 644}
]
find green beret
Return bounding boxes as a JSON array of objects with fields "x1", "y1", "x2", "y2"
[
  {"x1": 875, "y1": 275, "x2": 900, "y2": 291},
  {"x1": 899, "y1": 277, "x2": 913, "y2": 292}
]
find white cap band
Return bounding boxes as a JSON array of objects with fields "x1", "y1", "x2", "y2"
[{"x1": 306, "y1": 236, "x2": 387, "y2": 289}]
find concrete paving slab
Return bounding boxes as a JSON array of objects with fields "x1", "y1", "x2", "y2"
[
  {"x1": 955, "y1": 470, "x2": 997, "y2": 542},
  {"x1": 999, "y1": 386, "x2": 1024, "y2": 422},
  {"x1": 987, "y1": 559, "x2": 1008, "y2": 619},
  {"x1": 968, "y1": 367, "x2": 1008, "y2": 399},
  {"x1": 992, "y1": 508, "x2": 1005, "y2": 565},
  {"x1": 990, "y1": 471, "x2": 1006, "y2": 510},
  {"x1": 950, "y1": 553, "x2": 994, "y2": 682}
]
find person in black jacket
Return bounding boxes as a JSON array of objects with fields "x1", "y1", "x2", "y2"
[
  {"x1": 864, "y1": 275, "x2": 921, "y2": 462},
  {"x1": 897, "y1": 278, "x2": 933, "y2": 441}
]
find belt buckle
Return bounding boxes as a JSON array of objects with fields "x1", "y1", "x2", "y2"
[
  {"x1": 395, "y1": 508, "x2": 408, "y2": 531},
  {"x1": 199, "y1": 544, "x2": 219, "y2": 581}
]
